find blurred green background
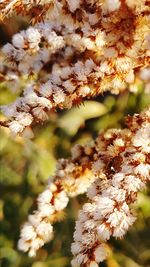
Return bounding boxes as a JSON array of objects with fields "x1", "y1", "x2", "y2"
[{"x1": 0, "y1": 16, "x2": 150, "y2": 267}]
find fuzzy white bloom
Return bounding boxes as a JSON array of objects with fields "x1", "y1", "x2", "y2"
[
  {"x1": 40, "y1": 81, "x2": 53, "y2": 97},
  {"x1": 124, "y1": 175, "x2": 145, "y2": 192},
  {"x1": 9, "y1": 121, "x2": 24, "y2": 134},
  {"x1": 36, "y1": 221, "x2": 53, "y2": 238},
  {"x1": 133, "y1": 124, "x2": 150, "y2": 151},
  {"x1": 93, "y1": 197, "x2": 115, "y2": 219},
  {"x1": 26, "y1": 28, "x2": 41, "y2": 49},
  {"x1": 94, "y1": 244, "x2": 108, "y2": 262},
  {"x1": 20, "y1": 223, "x2": 37, "y2": 241},
  {"x1": 16, "y1": 108, "x2": 150, "y2": 264},
  {"x1": 18, "y1": 182, "x2": 69, "y2": 256},
  {"x1": 16, "y1": 113, "x2": 33, "y2": 126},
  {"x1": 53, "y1": 88, "x2": 66, "y2": 104},
  {"x1": 104, "y1": 0, "x2": 121, "y2": 12},
  {"x1": 71, "y1": 108, "x2": 150, "y2": 266},
  {"x1": 66, "y1": 0, "x2": 80, "y2": 12},
  {"x1": 97, "y1": 223, "x2": 111, "y2": 241},
  {"x1": 12, "y1": 33, "x2": 25, "y2": 48},
  {"x1": 38, "y1": 203, "x2": 55, "y2": 217},
  {"x1": 54, "y1": 191, "x2": 69, "y2": 211},
  {"x1": 38, "y1": 190, "x2": 53, "y2": 204}
]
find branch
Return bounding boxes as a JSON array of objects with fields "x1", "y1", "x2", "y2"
[{"x1": 18, "y1": 107, "x2": 150, "y2": 261}]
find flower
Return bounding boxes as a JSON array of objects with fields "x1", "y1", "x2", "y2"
[
  {"x1": 17, "y1": 108, "x2": 150, "y2": 266},
  {"x1": 0, "y1": 0, "x2": 149, "y2": 134}
]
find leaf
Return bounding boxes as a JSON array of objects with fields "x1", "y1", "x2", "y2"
[{"x1": 58, "y1": 101, "x2": 107, "y2": 135}]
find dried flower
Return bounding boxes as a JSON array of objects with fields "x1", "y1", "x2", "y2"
[
  {"x1": 0, "y1": 1, "x2": 150, "y2": 265},
  {"x1": 0, "y1": 0, "x2": 150, "y2": 135},
  {"x1": 18, "y1": 108, "x2": 150, "y2": 266}
]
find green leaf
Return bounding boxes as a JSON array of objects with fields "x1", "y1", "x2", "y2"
[{"x1": 58, "y1": 101, "x2": 107, "y2": 135}]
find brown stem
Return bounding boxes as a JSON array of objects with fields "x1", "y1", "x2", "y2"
[{"x1": 0, "y1": 120, "x2": 9, "y2": 128}]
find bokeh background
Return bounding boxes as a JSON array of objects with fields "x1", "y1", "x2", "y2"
[{"x1": 0, "y1": 16, "x2": 150, "y2": 267}]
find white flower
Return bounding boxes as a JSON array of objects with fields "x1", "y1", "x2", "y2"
[
  {"x1": 83, "y1": 219, "x2": 96, "y2": 230},
  {"x1": 20, "y1": 223, "x2": 36, "y2": 241},
  {"x1": 66, "y1": 0, "x2": 80, "y2": 12},
  {"x1": 133, "y1": 125, "x2": 150, "y2": 149},
  {"x1": 38, "y1": 97, "x2": 52, "y2": 109},
  {"x1": 47, "y1": 182, "x2": 57, "y2": 192},
  {"x1": 16, "y1": 112, "x2": 33, "y2": 126},
  {"x1": 134, "y1": 164, "x2": 150, "y2": 178},
  {"x1": 113, "y1": 138, "x2": 125, "y2": 147},
  {"x1": 29, "y1": 237, "x2": 44, "y2": 255},
  {"x1": 40, "y1": 81, "x2": 53, "y2": 97},
  {"x1": 73, "y1": 223, "x2": 83, "y2": 242},
  {"x1": 28, "y1": 249, "x2": 36, "y2": 257},
  {"x1": 2, "y1": 43, "x2": 14, "y2": 56},
  {"x1": 12, "y1": 33, "x2": 25, "y2": 48},
  {"x1": 54, "y1": 191, "x2": 69, "y2": 211},
  {"x1": 105, "y1": 0, "x2": 121, "y2": 12},
  {"x1": 112, "y1": 173, "x2": 124, "y2": 187},
  {"x1": 28, "y1": 213, "x2": 42, "y2": 228},
  {"x1": 71, "y1": 242, "x2": 83, "y2": 255},
  {"x1": 46, "y1": 31, "x2": 65, "y2": 51},
  {"x1": 94, "y1": 244, "x2": 108, "y2": 263},
  {"x1": 83, "y1": 37, "x2": 95, "y2": 50},
  {"x1": 38, "y1": 48, "x2": 50, "y2": 63},
  {"x1": 63, "y1": 80, "x2": 75, "y2": 93},
  {"x1": 65, "y1": 162, "x2": 75, "y2": 172},
  {"x1": 24, "y1": 88, "x2": 39, "y2": 106},
  {"x1": 71, "y1": 258, "x2": 79, "y2": 267},
  {"x1": 94, "y1": 197, "x2": 115, "y2": 220},
  {"x1": 32, "y1": 107, "x2": 48, "y2": 121},
  {"x1": 79, "y1": 85, "x2": 91, "y2": 96},
  {"x1": 75, "y1": 253, "x2": 88, "y2": 265},
  {"x1": 36, "y1": 221, "x2": 53, "y2": 237},
  {"x1": 18, "y1": 239, "x2": 30, "y2": 252},
  {"x1": 74, "y1": 61, "x2": 87, "y2": 81},
  {"x1": 9, "y1": 121, "x2": 24, "y2": 134},
  {"x1": 113, "y1": 214, "x2": 136, "y2": 238},
  {"x1": 97, "y1": 223, "x2": 111, "y2": 241},
  {"x1": 124, "y1": 175, "x2": 145, "y2": 192},
  {"x1": 106, "y1": 209, "x2": 123, "y2": 227},
  {"x1": 95, "y1": 31, "x2": 106, "y2": 48},
  {"x1": 1, "y1": 102, "x2": 18, "y2": 118},
  {"x1": 26, "y1": 28, "x2": 41, "y2": 49},
  {"x1": 38, "y1": 189, "x2": 53, "y2": 204},
  {"x1": 53, "y1": 88, "x2": 66, "y2": 104},
  {"x1": 38, "y1": 203, "x2": 55, "y2": 216},
  {"x1": 102, "y1": 187, "x2": 126, "y2": 202},
  {"x1": 111, "y1": 77, "x2": 124, "y2": 90},
  {"x1": 78, "y1": 211, "x2": 88, "y2": 223},
  {"x1": 99, "y1": 61, "x2": 111, "y2": 74},
  {"x1": 32, "y1": 60, "x2": 43, "y2": 72},
  {"x1": 83, "y1": 203, "x2": 96, "y2": 213}
]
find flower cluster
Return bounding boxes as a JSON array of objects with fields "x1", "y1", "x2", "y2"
[
  {"x1": 18, "y1": 181, "x2": 69, "y2": 257},
  {"x1": 18, "y1": 107, "x2": 150, "y2": 266},
  {"x1": 0, "y1": 0, "x2": 52, "y2": 23},
  {"x1": 0, "y1": 0, "x2": 150, "y2": 135},
  {"x1": 0, "y1": 1, "x2": 150, "y2": 266}
]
